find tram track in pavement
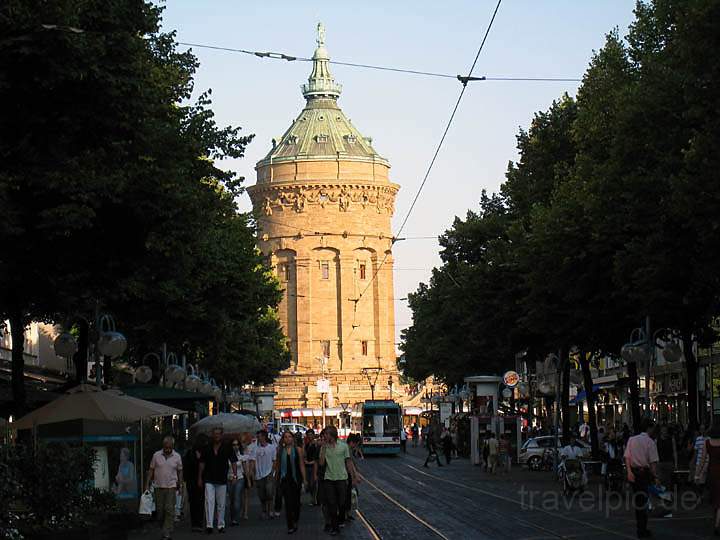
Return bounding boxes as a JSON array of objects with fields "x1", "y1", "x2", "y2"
[
  {"x1": 366, "y1": 460, "x2": 570, "y2": 540},
  {"x1": 356, "y1": 470, "x2": 451, "y2": 540},
  {"x1": 389, "y1": 453, "x2": 638, "y2": 539}
]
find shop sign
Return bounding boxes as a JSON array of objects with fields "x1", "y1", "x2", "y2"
[
  {"x1": 503, "y1": 371, "x2": 520, "y2": 388},
  {"x1": 667, "y1": 373, "x2": 684, "y2": 394},
  {"x1": 440, "y1": 402, "x2": 452, "y2": 424}
]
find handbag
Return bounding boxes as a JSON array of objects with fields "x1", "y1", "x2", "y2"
[{"x1": 138, "y1": 490, "x2": 155, "y2": 515}]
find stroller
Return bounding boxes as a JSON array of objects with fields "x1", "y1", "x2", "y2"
[{"x1": 560, "y1": 457, "x2": 586, "y2": 496}]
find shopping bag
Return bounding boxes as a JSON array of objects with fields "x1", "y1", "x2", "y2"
[
  {"x1": 139, "y1": 490, "x2": 155, "y2": 515},
  {"x1": 174, "y1": 492, "x2": 183, "y2": 521},
  {"x1": 351, "y1": 487, "x2": 358, "y2": 512}
]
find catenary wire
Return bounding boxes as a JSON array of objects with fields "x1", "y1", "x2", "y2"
[
  {"x1": 177, "y1": 41, "x2": 580, "y2": 82},
  {"x1": 354, "y1": 0, "x2": 503, "y2": 310}
]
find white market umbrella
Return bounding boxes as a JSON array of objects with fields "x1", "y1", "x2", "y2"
[
  {"x1": 189, "y1": 412, "x2": 261, "y2": 437},
  {"x1": 12, "y1": 384, "x2": 184, "y2": 430}
]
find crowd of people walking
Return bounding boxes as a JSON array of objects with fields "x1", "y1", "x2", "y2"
[{"x1": 145, "y1": 425, "x2": 360, "y2": 538}]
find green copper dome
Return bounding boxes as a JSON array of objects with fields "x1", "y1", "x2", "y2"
[{"x1": 256, "y1": 23, "x2": 389, "y2": 168}]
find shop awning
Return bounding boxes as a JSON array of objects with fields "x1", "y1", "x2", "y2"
[
  {"x1": 279, "y1": 408, "x2": 360, "y2": 418},
  {"x1": 570, "y1": 378, "x2": 619, "y2": 405}
]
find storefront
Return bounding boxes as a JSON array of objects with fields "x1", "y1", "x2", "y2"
[{"x1": 651, "y1": 370, "x2": 688, "y2": 426}]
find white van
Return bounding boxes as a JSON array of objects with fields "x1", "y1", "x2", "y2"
[{"x1": 279, "y1": 423, "x2": 308, "y2": 435}]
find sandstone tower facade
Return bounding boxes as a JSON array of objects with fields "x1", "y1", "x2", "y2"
[{"x1": 247, "y1": 24, "x2": 400, "y2": 412}]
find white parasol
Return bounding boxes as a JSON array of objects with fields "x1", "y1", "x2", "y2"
[{"x1": 189, "y1": 412, "x2": 261, "y2": 437}]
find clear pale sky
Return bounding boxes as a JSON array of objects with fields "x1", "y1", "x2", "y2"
[{"x1": 160, "y1": 1, "x2": 637, "y2": 349}]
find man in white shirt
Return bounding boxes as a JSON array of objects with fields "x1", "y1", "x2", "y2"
[
  {"x1": 560, "y1": 440, "x2": 584, "y2": 460},
  {"x1": 247, "y1": 430, "x2": 277, "y2": 519},
  {"x1": 624, "y1": 418, "x2": 659, "y2": 538}
]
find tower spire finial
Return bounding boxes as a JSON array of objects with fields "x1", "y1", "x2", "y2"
[
  {"x1": 316, "y1": 22, "x2": 326, "y2": 48},
  {"x1": 302, "y1": 22, "x2": 342, "y2": 100}
]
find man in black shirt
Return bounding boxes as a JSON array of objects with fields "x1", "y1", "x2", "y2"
[{"x1": 198, "y1": 427, "x2": 238, "y2": 534}]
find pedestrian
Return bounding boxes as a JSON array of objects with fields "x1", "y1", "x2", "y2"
[
  {"x1": 421, "y1": 424, "x2": 428, "y2": 447},
  {"x1": 482, "y1": 432, "x2": 490, "y2": 471},
  {"x1": 303, "y1": 429, "x2": 319, "y2": 506},
  {"x1": 690, "y1": 425, "x2": 709, "y2": 488},
  {"x1": 315, "y1": 428, "x2": 330, "y2": 531},
  {"x1": 275, "y1": 430, "x2": 307, "y2": 534},
  {"x1": 226, "y1": 437, "x2": 250, "y2": 526},
  {"x1": 348, "y1": 433, "x2": 364, "y2": 460},
  {"x1": 441, "y1": 427, "x2": 453, "y2": 465},
  {"x1": 451, "y1": 425, "x2": 459, "y2": 459},
  {"x1": 248, "y1": 429, "x2": 277, "y2": 520},
  {"x1": 695, "y1": 424, "x2": 720, "y2": 535},
  {"x1": 198, "y1": 427, "x2": 238, "y2": 534},
  {"x1": 411, "y1": 423, "x2": 419, "y2": 448},
  {"x1": 624, "y1": 418, "x2": 658, "y2": 539},
  {"x1": 579, "y1": 421, "x2": 590, "y2": 442},
  {"x1": 400, "y1": 425, "x2": 407, "y2": 454},
  {"x1": 183, "y1": 434, "x2": 208, "y2": 532},
  {"x1": 344, "y1": 435, "x2": 362, "y2": 523},
  {"x1": 423, "y1": 421, "x2": 442, "y2": 468},
  {"x1": 487, "y1": 432, "x2": 498, "y2": 474},
  {"x1": 242, "y1": 434, "x2": 254, "y2": 520},
  {"x1": 656, "y1": 425, "x2": 675, "y2": 491},
  {"x1": 498, "y1": 433, "x2": 510, "y2": 473},
  {"x1": 145, "y1": 435, "x2": 183, "y2": 540},
  {"x1": 319, "y1": 425, "x2": 359, "y2": 536}
]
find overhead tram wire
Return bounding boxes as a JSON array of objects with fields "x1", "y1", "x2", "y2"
[
  {"x1": 177, "y1": 41, "x2": 580, "y2": 82},
  {"x1": 352, "y1": 0, "x2": 503, "y2": 313}
]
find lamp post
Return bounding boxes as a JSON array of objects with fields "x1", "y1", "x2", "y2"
[
  {"x1": 316, "y1": 356, "x2": 329, "y2": 428},
  {"x1": 544, "y1": 352, "x2": 565, "y2": 477},
  {"x1": 622, "y1": 325, "x2": 648, "y2": 432}
]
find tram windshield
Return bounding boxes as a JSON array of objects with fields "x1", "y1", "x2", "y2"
[{"x1": 362, "y1": 408, "x2": 400, "y2": 437}]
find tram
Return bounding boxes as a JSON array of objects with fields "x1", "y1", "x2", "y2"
[{"x1": 360, "y1": 400, "x2": 402, "y2": 454}]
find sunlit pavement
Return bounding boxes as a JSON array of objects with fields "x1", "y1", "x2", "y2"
[{"x1": 132, "y1": 446, "x2": 716, "y2": 539}]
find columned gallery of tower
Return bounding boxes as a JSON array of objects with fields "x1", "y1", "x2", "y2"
[{"x1": 247, "y1": 25, "x2": 400, "y2": 413}]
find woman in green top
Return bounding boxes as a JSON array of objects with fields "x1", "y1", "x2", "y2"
[{"x1": 319, "y1": 426, "x2": 359, "y2": 536}]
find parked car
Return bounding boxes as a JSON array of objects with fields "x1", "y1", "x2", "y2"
[
  {"x1": 520, "y1": 436, "x2": 591, "y2": 470},
  {"x1": 279, "y1": 422, "x2": 308, "y2": 435}
]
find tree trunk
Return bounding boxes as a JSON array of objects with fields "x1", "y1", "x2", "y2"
[
  {"x1": 9, "y1": 311, "x2": 28, "y2": 417},
  {"x1": 580, "y1": 350, "x2": 600, "y2": 459},
  {"x1": 73, "y1": 319, "x2": 89, "y2": 384},
  {"x1": 562, "y1": 353, "x2": 571, "y2": 441},
  {"x1": 683, "y1": 329, "x2": 699, "y2": 431},
  {"x1": 627, "y1": 360, "x2": 642, "y2": 434}
]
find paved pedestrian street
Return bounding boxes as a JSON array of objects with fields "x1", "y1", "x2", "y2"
[{"x1": 131, "y1": 445, "x2": 717, "y2": 540}]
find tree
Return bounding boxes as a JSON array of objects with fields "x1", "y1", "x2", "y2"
[{"x1": 0, "y1": 1, "x2": 288, "y2": 412}]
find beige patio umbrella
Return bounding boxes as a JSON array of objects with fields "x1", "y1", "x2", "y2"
[
  {"x1": 12, "y1": 383, "x2": 185, "y2": 491},
  {"x1": 12, "y1": 383, "x2": 184, "y2": 429}
]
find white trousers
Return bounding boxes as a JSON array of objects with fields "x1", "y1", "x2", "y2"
[{"x1": 205, "y1": 483, "x2": 227, "y2": 529}]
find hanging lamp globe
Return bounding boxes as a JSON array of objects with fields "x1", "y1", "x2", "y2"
[
  {"x1": 97, "y1": 331, "x2": 128, "y2": 359},
  {"x1": 54, "y1": 332, "x2": 78, "y2": 358}
]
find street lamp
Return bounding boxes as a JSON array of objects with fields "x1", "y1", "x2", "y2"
[
  {"x1": 54, "y1": 311, "x2": 127, "y2": 386},
  {"x1": 53, "y1": 331, "x2": 78, "y2": 375}
]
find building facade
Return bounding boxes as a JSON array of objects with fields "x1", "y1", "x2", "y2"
[{"x1": 247, "y1": 24, "x2": 400, "y2": 413}]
